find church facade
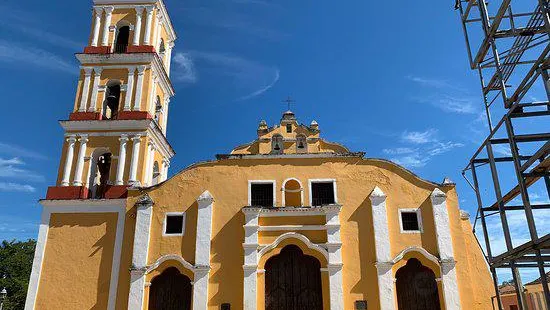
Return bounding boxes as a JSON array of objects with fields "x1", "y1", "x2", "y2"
[{"x1": 24, "y1": 0, "x2": 495, "y2": 309}]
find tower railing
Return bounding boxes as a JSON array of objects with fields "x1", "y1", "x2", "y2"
[{"x1": 454, "y1": 0, "x2": 550, "y2": 309}]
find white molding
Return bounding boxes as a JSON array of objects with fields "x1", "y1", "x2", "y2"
[
  {"x1": 398, "y1": 208, "x2": 423, "y2": 234},
  {"x1": 258, "y1": 225, "x2": 328, "y2": 231},
  {"x1": 281, "y1": 177, "x2": 304, "y2": 207},
  {"x1": 369, "y1": 187, "x2": 396, "y2": 310},
  {"x1": 308, "y1": 178, "x2": 338, "y2": 206},
  {"x1": 256, "y1": 206, "x2": 327, "y2": 217},
  {"x1": 430, "y1": 188, "x2": 461, "y2": 310},
  {"x1": 145, "y1": 254, "x2": 195, "y2": 275},
  {"x1": 258, "y1": 232, "x2": 329, "y2": 261},
  {"x1": 25, "y1": 201, "x2": 126, "y2": 310},
  {"x1": 248, "y1": 180, "x2": 276, "y2": 207},
  {"x1": 390, "y1": 246, "x2": 440, "y2": 266},
  {"x1": 162, "y1": 212, "x2": 186, "y2": 236},
  {"x1": 194, "y1": 190, "x2": 214, "y2": 310}
]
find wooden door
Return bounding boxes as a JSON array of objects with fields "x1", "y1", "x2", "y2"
[
  {"x1": 396, "y1": 258, "x2": 441, "y2": 310},
  {"x1": 265, "y1": 245, "x2": 323, "y2": 310},
  {"x1": 148, "y1": 267, "x2": 192, "y2": 310}
]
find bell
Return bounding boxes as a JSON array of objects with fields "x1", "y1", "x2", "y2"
[
  {"x1": 274, "y1": 143, "x2": 280, "y2": 151},
  {"x1": 298, "y1": 141, "x2": 304, "y2": 149}
]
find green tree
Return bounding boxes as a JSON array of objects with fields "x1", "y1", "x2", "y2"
[{"x1": 0, "y1": 239, "x2": 36, "y2": 310}]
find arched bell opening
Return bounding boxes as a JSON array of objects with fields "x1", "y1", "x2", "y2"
[
  {"x1": 103, "y1": 81, "x2": 121, "y2": 120},
  {"x1": 271, "y1": 134, "x2": 284, "y2": 155},
  {"x1": 88, "y1": 149, "x2": 112, "y2": 199},
  {"x1": 148, "y1": 267, "x2": 192, "y2": 310},
  {"x1": 265, "y1": 245, "x2": 323, "y2": 310},
  {"x1": 114, "y1": 24, "x2": 130, "y2": 53},
  {"x1": 395, "y1": 258, "x2": 441, "y2": 310},
  {"x1": 154, "y1": 96, "x2": 162, "y2": 124},
  {"x1": 296, "y1": 134, "x2": 307, "y2": 153},
  {"x1": 152, "y1": 161, "x2": 160, "y2": 185}
]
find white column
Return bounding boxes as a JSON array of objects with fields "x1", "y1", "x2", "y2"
[
  {"x1": 124, "y1": 67, "x2": 135, "y2": 111},
  {"x1": 154, "y1": 14, "x2": 162, "y2": 50},
  {"x1": 88, "y1": 67, "x2": 103, "y2": 112},
  {"x1": 323, "y1": 205, "x2": 344, "y2": 310},
  {"x1": 79, "y1": 68, "x2": 93, "y2": 112},
  {"x1": 161, "y1": 159, "x2": 169, "y2": 181},
  {"x1": 165, "y1": 42, "x2": 174, "y2": 74},
  {"x1": 162, "y1": 98, "x2": 170, "y2": 134},
  {"x1": 61, "y1": 136, "x2": 77, "y2": 186},
  {"x1": 143, "y1": 142, "x2": 155, "y2": 186},
  {"x1": 133, "y1": 6, "x2": 144, "y2": 46},
  {"x1": 148, "y1": 76, "x2": 158, "y2": 115},
  {"x1": 369, "y1": 187, "x2": 397, "y2": 310},
  {"x1": 431, "y1": 188, "x2": 461, "y2": 310},
  {"x1": 128, "y1": 194, "x2": 154, "y2": 309},
  {"x1": 242, "y1": 207, "x2": 261, "y2": 310},
  {"x1": 133, "y1": 65, "x2": 146, "y2": 111},
  {"x1": 101, "y1": 6, "x2": 114, "y2": 46},
  {"x1": 192, "y1": 191, "x2": 214, "y2": 310},
  {"x1": 91, "y1": 8, "x2": 103, "y2": 47},
  {"x1": 128, "y1": 135, "x2": 141, "y2": 186},
  {"x1": 115, "y1": 135, "x2": 128, "y2": 185},
  {"x1": 143, "y1": 6, "x2": 154, "y2": 45},
  {"x1": 72, "y1": 135, "x2": 89, "y2": 186}
]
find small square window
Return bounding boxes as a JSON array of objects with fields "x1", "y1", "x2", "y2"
[
  {"x1": 164, "y1": 213, "x2": 185, "y2": 235},
  {"x1": 400, "y1": 210, "x2": 421, "y2": 232}
]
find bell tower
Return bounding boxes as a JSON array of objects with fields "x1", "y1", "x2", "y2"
[{"x1": 46, "y1": 0, "x2": 177, "y2": 200}]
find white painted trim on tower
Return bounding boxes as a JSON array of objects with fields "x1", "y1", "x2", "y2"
[{"x1": 25, "y1": 200, "x2": 126, "y2": 310}]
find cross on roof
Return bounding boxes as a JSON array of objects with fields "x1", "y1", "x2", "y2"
[{"x1": 282, "y1": 96, "x2": 295, "y2": 111}]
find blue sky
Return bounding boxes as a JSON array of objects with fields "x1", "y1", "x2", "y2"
[{"x1": 0, "y1": 0, "x2": 548, "y2": 282}]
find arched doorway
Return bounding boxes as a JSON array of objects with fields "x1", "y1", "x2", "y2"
[
  {"x1": 265, "y1": 245, "x2": 323, "y2": 310},
  {"x1": 148, "y1": 267, "x2": 192, "y2": 310},
  {"x1": 396, "y1": 258, "x2": 441, "y2": 310}
]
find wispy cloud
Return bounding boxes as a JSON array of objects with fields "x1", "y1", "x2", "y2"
[
  {"x1": 0, "y1": 4, "x2": 82, "y2": 50},
  {"x1": 236, "y1": 69, "x2": 280, "y2": 101},
  {"x1": 0, "y1": 157, "x2": 44, "y2": 182},
  {"x1": 385, "y1": 129, "x2": 464, "y2": 169},
  {"x1": 401, "y1": 129, "x2": 438, "y2": 144},
  {"x1": 0, "y1": 182, "x2": 35, "y2": 193},
  {"x1": 173, "y1": 53, "x2": 197, "y2": 83},
  {"x1": 407, "y1": 75, "x2": 479, "y2": 115},
  {"x1": 173, "y1": 51, "x2": 280, "y2": 101},
  {"x1": 0, "y1": 142, "x2": 47, "y2": 160},
  {"x1": 0, "y1": 40, "x2": 76, "y2": 74}
]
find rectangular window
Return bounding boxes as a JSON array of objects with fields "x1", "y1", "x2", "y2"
[
  {"x1": 250, "y1": 182, "x2": 274, "y2": 207},
  {"x1": 286, "y1": 124, "x2": 292, "y2": 133},
  {"x1": 399, "y1": 209, "x2": 422, "y2": 233},
  {"x1": 311, "y1": 181, "x2": 336, "y2": 206},
  {"x1": 164, "y1": 213, "x2": 185, "y2": 236}
]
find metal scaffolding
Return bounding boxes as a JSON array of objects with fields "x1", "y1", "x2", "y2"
[{"x1": 455, "y1": 0, "x2": 550, "y2": 309}]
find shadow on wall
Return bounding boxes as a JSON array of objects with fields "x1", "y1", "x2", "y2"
[
  {"x1": 348, "y1": 196, "x2": 381, "y2": 307},
  {"x1": 209, "y1": 209, "x2": 245, "y2": 307}
]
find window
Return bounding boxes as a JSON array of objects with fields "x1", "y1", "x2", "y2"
[
  {"x1": 399, "y1": 209, "x2": 422, "y2": 233},
  {"x1": 310, "y1": 180, "x2": 336, "y2": 206},
  {"x1": 296, "y1": 134, "x2": 307, "y2": 153},
  {"x1": 152, "y1": 161, "x2": 160, "y2": 185},
  {"x1": 286, "y1": 124, "x2": 292, "y2": 133},
  {"x1": 154, "y1": 96, "x2": 162, "y2": 123},
  {"x1": 164, "y1": 213, "x2": 185, "y2": 236},
  {"x1": 271, "y1": 135, "x2": 284, "y2": 154},
  {"x1": 249, "y1": 181, "x2": 275, "y2": 207},
  {"x1": 114, "y1": 25, "x2": 130, "y2": 53},
  {"x1": 159, "y1": 38, "x2": 166, "y2": 56},
  {"x1": 103, "y1": 81, "x2": 121, "y2": 120}
]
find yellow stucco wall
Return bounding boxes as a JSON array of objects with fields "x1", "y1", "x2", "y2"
[
  {"x1": 111, "y1": 156, "x2": 494, "y2": 310},
  {"x1": 36, "y1": 213, "x2": 117, "y2": 309}
]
